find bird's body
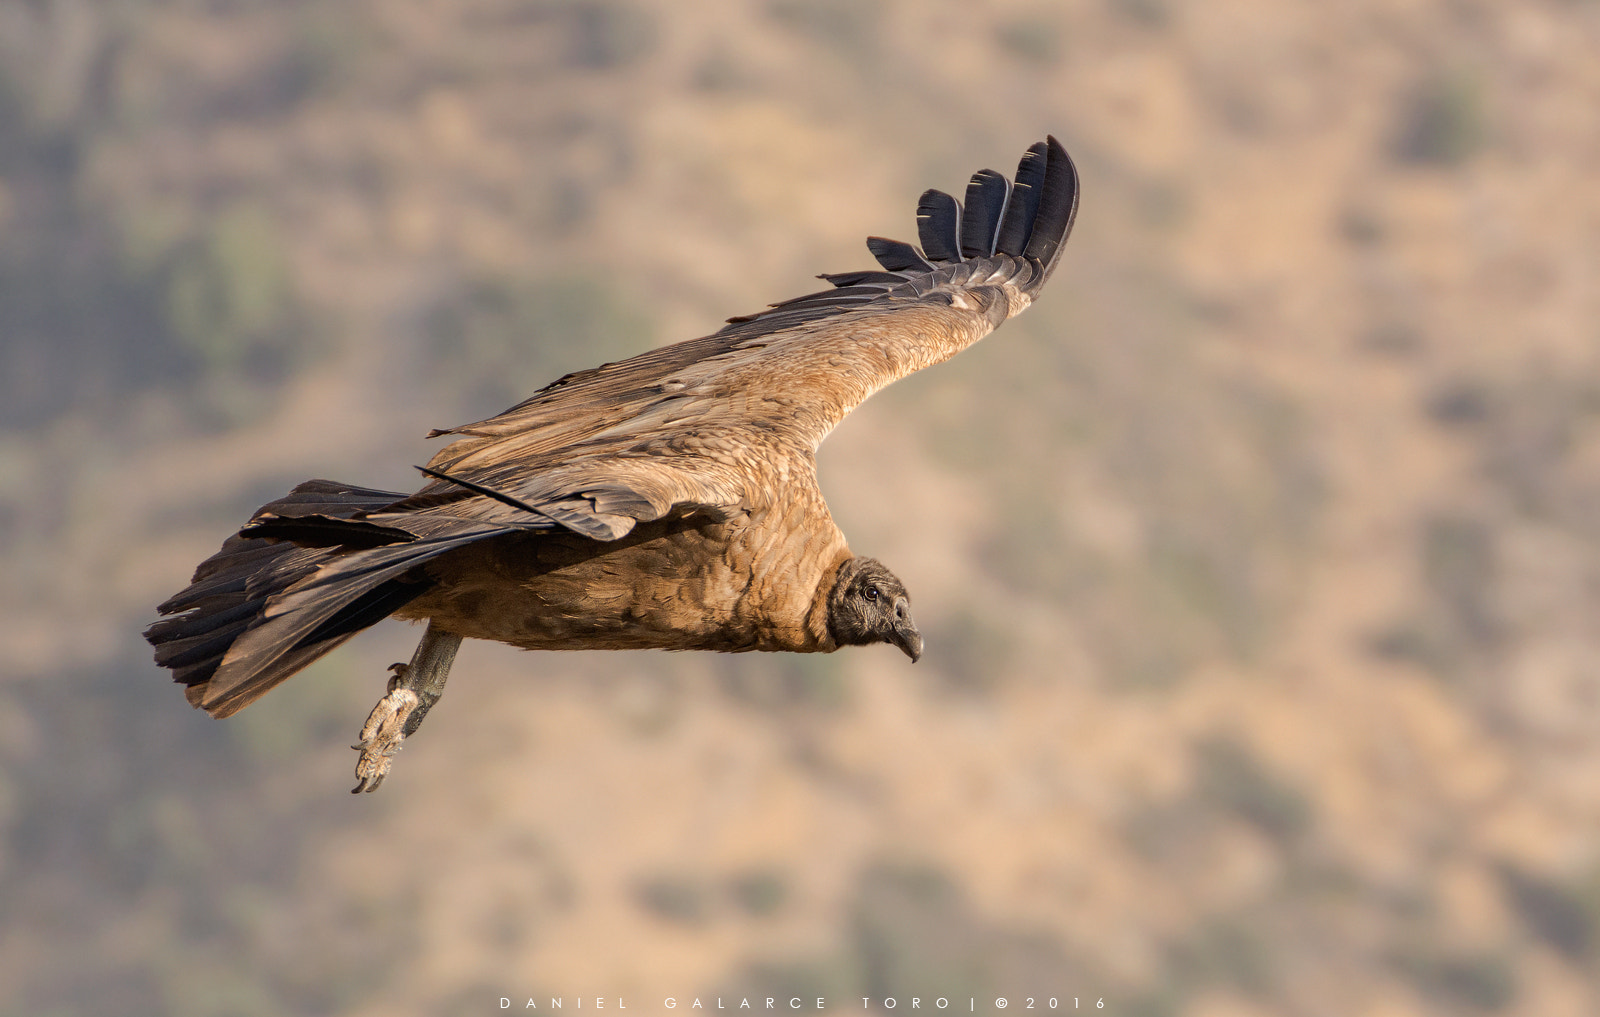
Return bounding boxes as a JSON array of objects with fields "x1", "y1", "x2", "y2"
[
  {"x1": 146, "y1": 137, "x2": 1079, "y2": 789},
  {"x1": 392, "y1": 300, "x2": 993, "y2": 655},
  {"x1": 393, "y1": 501, "x2": 846, "y2": 655}
]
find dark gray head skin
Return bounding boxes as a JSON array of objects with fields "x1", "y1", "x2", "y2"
[{"x1": 827, "y1": 557, "x2": 923, "y2": 662}]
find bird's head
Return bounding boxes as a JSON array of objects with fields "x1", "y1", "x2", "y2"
[{"x1": 827, "y1": 557, "x2": 922, "y2": 662}]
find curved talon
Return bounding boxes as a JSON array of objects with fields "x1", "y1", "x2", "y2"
[{"x1": 352, "y1": 686, "x2": 421, "y2": 793}]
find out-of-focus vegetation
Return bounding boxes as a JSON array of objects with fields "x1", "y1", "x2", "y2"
[
  {"x1": 3, "y1": 2, "x2": 1600, "y2": 1016},
  {"x1": 424, "y1": 275, "x2": 655, "y2": 412}
]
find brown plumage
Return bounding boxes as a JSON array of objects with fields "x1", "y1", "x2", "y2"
[{"x1": 146, "y1": 136, "x2": 1080, "y2": 789}]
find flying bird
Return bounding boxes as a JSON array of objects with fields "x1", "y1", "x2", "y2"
[{"x1": 146, "y1": 136, "x2": 1080, "y2": 791}]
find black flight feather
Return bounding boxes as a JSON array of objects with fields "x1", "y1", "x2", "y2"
[
  {"x1": 240, "y1": 515, "x2": 419, "y2": 549},
  {"x1": 769, "y1": 284, "x2": 896, "y2": 309},
  {"x1": 866, "y1": 236, "x2": 932, "y2": 273},
  {"x1": 993, "y1": 140, "x2": 1049, "y2": 256},
  {"x1": 916, "y1": 189, "x2": 963, "y2": 263},
  {"x1": 298, "y1": 578, "x2": 434, "y2": 648},
  {"x1": 819, "y1": 270, "x2": 907, "y2": 287},
  {"x1": 960, "y1": 169, "x2": 1011, "y2": 258},
  {"x1": 1020, "y1": 137, "x2": 1080, "y2": 286}
]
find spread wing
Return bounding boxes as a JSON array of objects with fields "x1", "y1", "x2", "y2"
[{"x1": 374, "y1": 136, "x2": 1080, "y2": 540}]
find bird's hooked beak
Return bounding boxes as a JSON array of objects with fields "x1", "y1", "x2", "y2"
[{"x1": 891, "y1": 596, "x2": 923, "y2": 663}]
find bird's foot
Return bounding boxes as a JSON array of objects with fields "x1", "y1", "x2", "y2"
[
  {"x1": 352, "y1": 664, "x2": 419, "y2": 793},
  {"x1": 348, "y1": 625, "x2": 462, "y2": 793}
]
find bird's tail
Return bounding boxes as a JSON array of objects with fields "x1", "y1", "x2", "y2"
[{"x1": 145, "y1": 479, "x2": 434, "y2": 718}]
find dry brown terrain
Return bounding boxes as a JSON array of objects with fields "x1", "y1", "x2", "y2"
[{"x1": 2, "y1": 2, "x2": 1598, "y2": 1015}]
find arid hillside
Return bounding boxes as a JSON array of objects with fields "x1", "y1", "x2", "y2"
[{"x1": 2, "y1": 2, "x2": 1598, "y2": 1016}]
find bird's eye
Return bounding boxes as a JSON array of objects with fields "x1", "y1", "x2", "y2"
[{"x1": 865, "y1": 587, "x2": 880, "y2": 602}]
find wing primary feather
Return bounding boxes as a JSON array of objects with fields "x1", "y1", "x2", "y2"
[
  {"x1": 993, "y1": 140, "x2": 1049, "y2": 256},
  {"x1": 915, "y1": 189, "x2": 963, "y2": 263},
  {"x1": 820, "y1": 270, "x2": 907, "y2": 286},
  {"x1": 866, "y1": 236, "x2": 933, "y2": 272},
  {"x1": 240, "y1": 515, "x2": 418, "y2": 548},
  {"x1": 960, "y1": 169, "x2": 1011, "y2": 258},
  {"x1": 1019, "y1": 136, "x2": 1081, "y2": 287},
  {"x1": 768, "y1": 284, "x2": 896, "y2": 309},
  {"x1": 414, "y1": 465, "x2": 562, "y2": 524}
]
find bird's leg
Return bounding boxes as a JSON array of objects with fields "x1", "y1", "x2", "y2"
[{"x1": 352, "y1": 621, "x2": 462, "y2": 793}]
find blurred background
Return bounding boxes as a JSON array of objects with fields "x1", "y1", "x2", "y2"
[{"x1": 2, "y1": 1, "x2": 1599, "y2": 1015}]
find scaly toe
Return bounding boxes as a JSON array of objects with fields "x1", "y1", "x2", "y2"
[{"x1": 352, "y1": 687, "x2": 421, "y2": 793}]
